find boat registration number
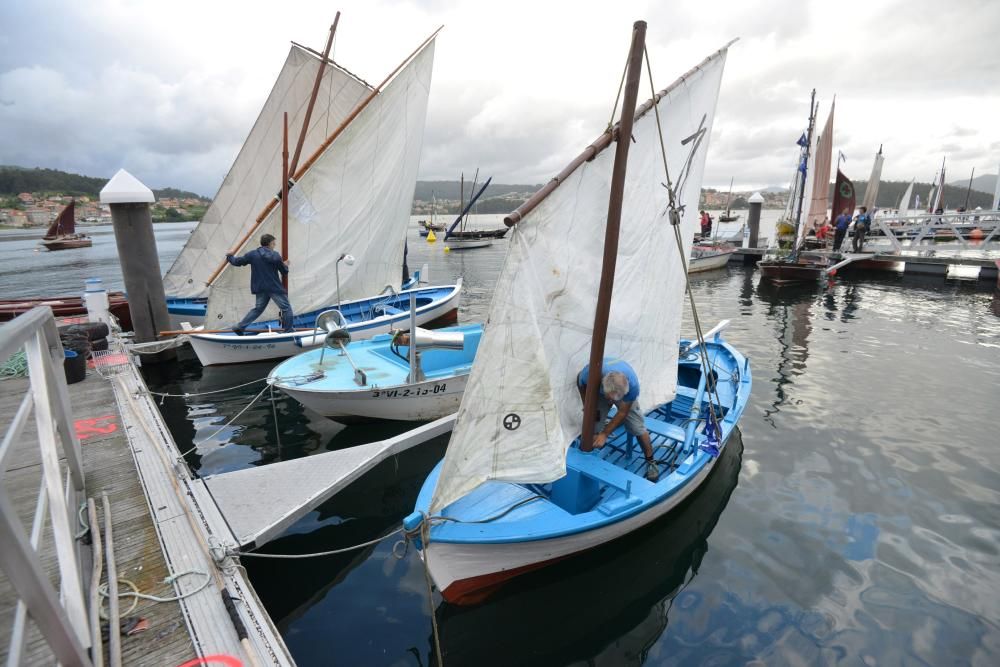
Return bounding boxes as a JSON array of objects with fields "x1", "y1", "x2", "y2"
[{"x1": 372, "y1": 383, "x2": 447, "y2": 398}]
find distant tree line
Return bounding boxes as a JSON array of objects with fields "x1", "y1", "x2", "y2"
[
  {"x1": 414, "y1": 180, "x2": 541, "y2": 201},
  {"x1": 832, "y1": 180, "x2": 994, "y2": 211},
  {"x1": 0, "y1": 166, "x2": 208, "y2": 201}
]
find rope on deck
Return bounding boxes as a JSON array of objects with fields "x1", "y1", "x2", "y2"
[{"x1": 1, "y1": 350, "x2": 28, "y2": 378}]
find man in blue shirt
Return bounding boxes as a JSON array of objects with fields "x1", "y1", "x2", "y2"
[
  {"x1": 852, "y1": 206, "x2": 872, "y2": 252},
  {"x1": 578, "y1": 358, "x2": 658, "y2": 481},
  {"x1": 833, "y1": 207, "x2": 852, "y2": 251},
  {"x1": 225, "y1": 234, "x2": 294, "y2": 334}
]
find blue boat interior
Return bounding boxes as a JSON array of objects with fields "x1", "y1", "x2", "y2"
[
  {"x1": 411, "y1": 339, "x2": 751, "y2": 544},
  {"x1": 271, "y1": 324, "x2": 482, "y2": 389}
]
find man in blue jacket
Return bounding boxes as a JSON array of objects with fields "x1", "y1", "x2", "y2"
[
  {"x1": 225, "y1": 234, "x2": 294, "y2": 334},
  {"x1": 578, "y1": 358, "x2": 659, "y2": 482},
  {"x1": 833, "y1": 207, "x2": 852, "y2": 252},
  {"x1": 852, "y1": 206, "x2": 872, "y2": 252}
]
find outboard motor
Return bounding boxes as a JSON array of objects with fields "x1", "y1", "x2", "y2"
[{"x1": 401, "y1": 327, "x2": 466, "y2": 383}]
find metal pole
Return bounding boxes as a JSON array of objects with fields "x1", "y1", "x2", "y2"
[
  {"x1": 964, "y1": 167, "x2": 975, "y2": 210},
  {"x1": 580, "y1": 20, "x2": 646, "y2": 453},
  {"x1": 290, "y1": 14, "x2": 340, "y2": 175},
  {"x1": 408, "y1": 291, "x2": 417, "y2": 383}
]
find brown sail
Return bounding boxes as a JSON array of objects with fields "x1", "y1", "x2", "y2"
[{"x1": 43, "y1": 200, "x2": 76, "y2": 239}]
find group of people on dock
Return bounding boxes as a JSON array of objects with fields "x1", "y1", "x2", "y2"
[{"x1": 811, "y1": 207, "x2": 872, "y2": 253}]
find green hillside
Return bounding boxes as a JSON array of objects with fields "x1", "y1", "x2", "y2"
[{"x1": 0, "y1": 166, "x2": 207, "y2": 201}]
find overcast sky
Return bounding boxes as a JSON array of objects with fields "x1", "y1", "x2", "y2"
[{"x1": 1, "y1": 0, "x2": 998, "y2": 197}]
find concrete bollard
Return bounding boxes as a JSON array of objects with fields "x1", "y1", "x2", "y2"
[
  {"x1": 100, "y1": 169, "x2": 175, "y2": 362},
  {"x1": 747, "y1": 192, "x2": 764, "y2": 249}
]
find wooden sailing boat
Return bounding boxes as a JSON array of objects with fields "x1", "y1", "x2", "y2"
[
  {"x1": 718, "y1": 177, "x2": 740, "y2": 221},
  {"x1": 187, "y1": 25, "x2": 463, "y2": 366},
  {"x1": 39, "y1": 200, "x2": 91, "y2": 250},
  {"x1": 444, "y1": 171, "x2": 509, "y2": 245},
  {"x1": 758, "y1": 90, "x2": 830, "y2": 285},
  {"x1": 403, "y1": 25, "x2": 750, "y2": 604}
]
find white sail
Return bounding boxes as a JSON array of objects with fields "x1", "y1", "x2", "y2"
[
  {"x1": 861, "y1": 148, "x2": 884, "y2": 211},
  {"x1": 805, "y1": 100, "x2": 834, "y2": 230},
  {"x1": 927, "y1": 185, "x2": 937, "y2": 213},
  {"x1": 163, "y1": 45, "x2": 372, "y2": 298},
  {"x1": 206, "y1": 40, "x2": 436, "y2": 324},
  {"x1": 429, "y1": 45, "x2": 731, "y2": 514},
  {"x1": 898, "y1": 179, "x2": 914, "y2": 215},
  {"x1": 993, "y1": 164, "x2": 1000, "y2": 211}
]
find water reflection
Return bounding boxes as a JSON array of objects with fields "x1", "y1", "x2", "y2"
[
  {"x1": 435, "y1": 432, "x2": 744, "y2": 667},
  {"x1": 754, "y1": 279, "x2": 819, "y2": 429}
]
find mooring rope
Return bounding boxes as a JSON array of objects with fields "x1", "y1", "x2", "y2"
[
  {"x1": 98, "y1": 570, "x2": 212, "y2": 619},
  {"x1": 148, "y1": 377, "x2": 268, "y2": 399},
  {"x1": 0, "y1": 350, "x2": 28, "y2": 379}
]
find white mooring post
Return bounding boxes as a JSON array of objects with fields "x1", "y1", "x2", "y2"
[{"x1": 100, "y1": 169, "x2": 175, "y2": 362}]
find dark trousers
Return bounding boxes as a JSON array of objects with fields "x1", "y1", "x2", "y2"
[
  {"x1": 852, "y1": 226, "x2": 867, "y2": 252},
  {"x1": 236, "y1": 290, "x2": 294, "y2": 331},
  {"x1": 833, "y1": 228, "x2": 847, "y2": 251}
]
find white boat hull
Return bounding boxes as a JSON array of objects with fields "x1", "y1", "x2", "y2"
[
  {"x1": 688, "y1": 250, "x2": 734, "y2": 273},
  {"x1": 444, "y1": 239, "x2": 492, "y2": 250},
  {"x1": 188, "y1": 285, "x2": 461, "y2": 366},
  {"x1": 279, "y1": 373, "x2": 469, "y2": 421},
  {"x1": 425, "y1": 452, "x2": 718, "y2": 604}
]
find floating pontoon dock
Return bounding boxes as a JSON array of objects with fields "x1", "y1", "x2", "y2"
[{"x1": 1, "y1": 307, "x2": 453, "y2": 665}]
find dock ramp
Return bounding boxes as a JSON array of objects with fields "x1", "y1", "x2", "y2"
[{"x1": 198, "y1": 415, "x2": 456, "y2": 550}]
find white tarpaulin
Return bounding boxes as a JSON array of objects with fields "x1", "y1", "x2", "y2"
[
  {"x1": 163, "y1": 45, "x2": 372, "y2": 298},
  {"x1": 206, "y1": 40, "x2": 435, "y2": 324},
  {"x1": 430, "y1": 45, "x2": 731, "y2": 514}
]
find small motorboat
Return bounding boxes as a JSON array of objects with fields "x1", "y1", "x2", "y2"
[
  {"x1": 269, "y1": 323, "x2": 482, "y2": 421},
  {"x1": 444, "y1": 238, "x2": 493, "y2": 250}
]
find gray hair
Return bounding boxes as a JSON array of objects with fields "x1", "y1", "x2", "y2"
[{"x1": 602, "y1": 371, "x2": 630, "y2": 400}]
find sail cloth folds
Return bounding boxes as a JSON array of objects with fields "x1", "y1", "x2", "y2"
[
  {"x1": 805, "y1": 100, "x2": 834, "y2": 230},
  {"x1": 163, "y1": 45, "x2": 372, "y2": 299},
  {"x1": 206, "y1": 40, "x2": 436, "y2": 324},
  {"x1": 429, "y1": 45, "x2": 731, "y2": 514},
  {"x1": 861, "y1": 148, "x2": 884, "y2": 211}
]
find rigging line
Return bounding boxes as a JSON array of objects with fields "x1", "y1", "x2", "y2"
[
  {"x1": 422, "y1": 521, "x2": 445, "y2": 667},
  {"x1": 175, "y1": 384, "x2": 271, "y2": 459},
  {"x1": 607, "y1": 50, "x2": 631, "y2": 132},
  {"x1": 643, "y1": 47, "x2": 724, "y2": 432}
]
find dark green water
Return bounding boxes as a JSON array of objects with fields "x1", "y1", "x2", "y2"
[{"x1": 7, "y1": 221, "x2": 998, "y2": 665}]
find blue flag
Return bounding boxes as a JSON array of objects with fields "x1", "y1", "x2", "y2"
[
  {"x1": 699, "y1": 418, "x2": 721, "y2": 458},
  {"x1": 796, "y1": 133, "x2": 808, "y2": 147}
]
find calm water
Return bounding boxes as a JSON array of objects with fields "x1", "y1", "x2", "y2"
[{"x1": 4, "y1": 216, "x2": 1000, "y2": 665}]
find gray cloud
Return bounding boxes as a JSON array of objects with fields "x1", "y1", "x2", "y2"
[{"x1": 1, "y1": 0, "x2": 997, "y2": 197}]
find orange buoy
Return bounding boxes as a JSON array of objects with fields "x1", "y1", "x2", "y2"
[{"x1": 969, "y1": 228, "x2": 984, "y2": 240}]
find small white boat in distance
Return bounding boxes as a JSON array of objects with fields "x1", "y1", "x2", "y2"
[
  {"x1": 269, "y1": 323, "x2": 483, "y2": 421},
  {"x1": 689, "y1": 242, "x2": 735, "y2": 273}
]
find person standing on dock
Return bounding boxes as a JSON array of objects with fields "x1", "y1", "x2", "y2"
[
  {"x1": 852, "y1": 206, "x2": 872, "y2": 252},
  {"x1": 833, "y1": 208, "x2": 851, "y2": 251},
  {"x1": 578, "y1": 359, "x2": 659, "y2": 482},
  {"x1": 226, "y1": 234, "x2": 295, "y2": 334}
]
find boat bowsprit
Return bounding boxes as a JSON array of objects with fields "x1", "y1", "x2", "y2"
[
  {"x1": 187, "y1": 281, "x2": 461, "y2": 366},
  {"x1": 269, "y1": 323, "x2": 482, "y2": 421},
  {"x1": 405, "y1": 331, "x2": 751, "y2": 604}
]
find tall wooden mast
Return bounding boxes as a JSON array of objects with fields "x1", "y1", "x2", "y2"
[
  {"x1": 281, "y1": 112, "x2": 289, "y2": 290},
  {"x1": 580, "y1": 20, "x2": 647, "y2": 453}
]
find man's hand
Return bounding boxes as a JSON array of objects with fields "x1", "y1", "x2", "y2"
[
  {"x1": 284, "y1": 258, "x2": 291, "y2": 266},
  {"x1": 593, "y1": 432, "x2": 608, "y2": 449}
]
